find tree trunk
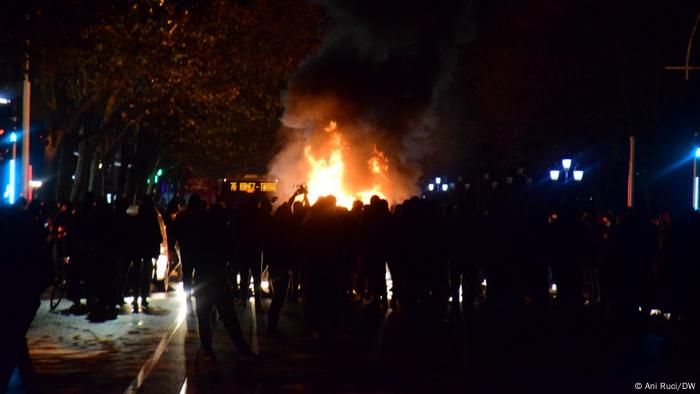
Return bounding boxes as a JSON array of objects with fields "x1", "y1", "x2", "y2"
[
  {"x1": 44, "y1": 148, "x2": 59, "y2": 202},
  {"x1": 55, "y1": 137, "x2": 73, "y2": 202},
  {"x1": 87, "y1": 153, "x2": 99, "y2": 194},
  {"x1": 70, "y1": 128, "x2": 97, "y2": 202},
  {"x1": 87, "y1": 140, "x2": 103, "y2": 195}
]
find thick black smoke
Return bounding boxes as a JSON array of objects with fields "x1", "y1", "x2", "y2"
[{"x1": 270, "y1": 0, "x2": 473, "y2": 203}]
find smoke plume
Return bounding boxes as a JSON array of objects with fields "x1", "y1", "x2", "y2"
[{"x1": 269, "y1": 0, "x2": 473, "y2": 204}]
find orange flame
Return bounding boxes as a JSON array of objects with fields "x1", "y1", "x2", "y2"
[{"x1": 302, "y1": 121, "x2": 386, "y2": 208}]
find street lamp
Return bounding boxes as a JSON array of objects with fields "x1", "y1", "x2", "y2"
[
  {"x1": 562, "y1": 158, "x2": 572, "y2": 170},
  {"x1": 428, "y1": 183, "x2": 435, "y2": 191},
  {"x1": 435, "y1": 177, "x2": 441, "y2": 185},
  {"x1": 550, "y1": 158, "x2": 583, "y2": 183},
  {"x1": 441, "y1": 184, "x2": 449, "y2": 192},
  {"x1": 549, "y1": 170, "x2": 561, "y2": 181}
]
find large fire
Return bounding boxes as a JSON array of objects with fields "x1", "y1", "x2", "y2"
[{"x1": 302, "y1": 121, "x2": 387, "y2": 208}]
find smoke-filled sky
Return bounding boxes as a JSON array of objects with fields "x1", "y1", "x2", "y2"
[
  {"x1": 269, "y1": 0, "x2": 473, "y2": 204},
  {"x1": 269, "y1": 0, "x2": 700, "y2": 212}
]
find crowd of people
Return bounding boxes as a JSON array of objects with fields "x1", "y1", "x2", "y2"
[
  {"x1": 4, "y1": 186, "x2": 700, "y2": 382},
  {"x1": 42, "y1": 193, "x2": 164, "y2": 317}
]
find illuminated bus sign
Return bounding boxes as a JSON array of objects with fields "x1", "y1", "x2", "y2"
[
  {"x1": 223, "y1": 178, "x2": 279, "y2": 196},
  {"x1": 239, "y1": 182, "x2": 256, "y2": 193},
  {"x1": 260, "y1": 182, "x2": 277, "y2": 192}
]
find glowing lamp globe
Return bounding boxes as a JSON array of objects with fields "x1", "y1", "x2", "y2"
[{"x1": 549, "y1": 170, "x2": 560, "y2": 181}]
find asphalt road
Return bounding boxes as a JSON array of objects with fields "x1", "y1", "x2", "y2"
[{"x1": 8, "y1": 287, "x2": 700, "y2": 393}]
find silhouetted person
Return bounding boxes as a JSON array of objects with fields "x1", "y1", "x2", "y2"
[
  {"x1": 297, "y1": 196, "x2": 344, "y2": 332},
  {"x1": 447, "y1": 204, "x2": 482, "y2": 316},
  {"x1": 663, "y1": 210, "x2": 700, "y2": 323},
  {"x1": 164, "y1": 198, "x2": 181, "y2": 286},
  {"x1": 112, "y1": 197, "x2": 135, "y2": 306},
  {"x1": 90, "y1": 197, "x2": 118, "y2": 319},
  {"x1": 131, "y1": 196, "x2": 162, "y2": 311},
  {"x1": 607, "y1": 209, "x2": 656, "y2": 323},
  {"x1": 346, "y1": 200, "x2": 364, "y2": 300},
  {"x1": 547, "y1": 206, "x2": 586, "y2": 311},
  {"x1": 172, "y1": 194, "x2": 206, "y2": 310},
  {"x1": 264, "y1": 202, "x2": 296, "y2": 338},
  {"x1": 362, "y1": 196, "x2": 391, "y2": 307},
  {"x1": 235, "y1": 198, "x2": 264, "y2": 307},
  {"x1": 288, "y1": 195, "x2": 310, "y2": 302},
  {"x1": 66, "y1": 192, "x2": 100, "y2": 312},
  {"x1": 194, "y1": 199, "x2": 254, "y2": 358},
  {"x1": 1, "y1": 200, "x2": 52, "y2": 393}
]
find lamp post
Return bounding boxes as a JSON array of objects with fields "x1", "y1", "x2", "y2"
[
  {"x1": 562, "y1": 158, "x2": 572, "y2": 182},
  {"x1": 9, "y1": 132, "x2": 17, "y2": 204},
  {"x1": 550, "y1": 159, "x2": 583, "y2": 183},
  {"x1": 0, "y1": 98, "x2": 12, "y2": 204},
  {"x1": 22, "y1": 55, "x2": 31, "y2": 200},
  {"x1": 549, "y1": 159, "x2": 584, "y2": 205},
  {"x1": 693, "y1": 148, "x2": 700, "y2": 210}
]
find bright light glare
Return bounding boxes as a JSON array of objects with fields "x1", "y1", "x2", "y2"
[
  {"x1": 562, "y1": 159, "x2": 572, "y2": 170},
  {"x1": 175, "y1": 282, "x2": 187, "y2": 298},
  {"x1": 0, "y1": 97, "x2": 10, "y2": 105},
  {"x1": 441, "y1": 184, "x2": 449, "y2": 192},
  {"x1": 8, "y1": 159, "x2": 15, "y2": 204},
  {"x1": 435, "y1": 177, "x2": 441, "y2": 184},
  {"x1": 9, "y1": 132, "x2": 17, "y2": 143},
  {"x1": 573, "y1": 170, "x2": 584, "y2": 181},
  {"x1": 549, "y1": 170, "x2": 560, "y2": 181},
  {"x1": 695, "y1": 177, "x2": 699, "y2": 211},
  {"x1": 428, "y1": 183, "x2": 434, "y2": 191},
  {"x1": 154, "y1": 254, "x2": 168, "y2": 281},
  {"x1": 385, "y1": 264, "x2": 393, "y2": 301},
  {"x1": 695, "y1": 148, "x2": 700, "y2": 158},
  {"x1": 28, "y1": 180, "x2": 42, "y2": 188}
]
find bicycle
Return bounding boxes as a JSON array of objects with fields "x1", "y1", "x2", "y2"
[{"x1": 50, "y1": 256, "x2": 70, "y2": 311}]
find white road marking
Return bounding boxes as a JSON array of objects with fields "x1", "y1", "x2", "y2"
[
  {"x1": 250, "y1": 300, "x2": 259, "y2": 354},
  {"x1": 124, "y1": 296, "x2": 187, "y2": 394}
]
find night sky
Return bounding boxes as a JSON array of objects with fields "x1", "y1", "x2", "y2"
[{"x1": 429, "y1": 0, "x2": 700, "y2": 214}]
